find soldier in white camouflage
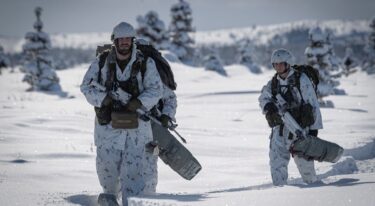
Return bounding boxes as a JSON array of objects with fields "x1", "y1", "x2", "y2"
[
  {"x1": 80, "y1": 22, "x2": 163, "y2": 206},
  {"x1": 258, "y1": 49, "x2": 323, "y2": 186}
]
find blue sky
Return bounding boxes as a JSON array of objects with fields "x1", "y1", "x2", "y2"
[{"x1": 0, "y1": 0, "x2": 374, "y2": 37}]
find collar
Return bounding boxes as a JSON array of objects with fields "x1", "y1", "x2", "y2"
[{"x1": 277, "y1": 68, "x2": 295, "y2": 84}]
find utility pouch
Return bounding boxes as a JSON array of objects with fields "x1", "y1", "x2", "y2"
[
  {"x1": 111, "y1": 111, "x2": 139, "y2": 129},
  {"x1": 94, "y1": 106, "x2": 111, "y2": 125},
  {"x1": 299, "y1": 103, "x2": 315, "y2": 128},
  {"x1": 288, "y1": 103, "x2": 315, "y2": 128}
]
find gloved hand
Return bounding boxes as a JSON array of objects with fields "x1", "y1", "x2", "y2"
[
  {"x1": 266, "y1": 112, "x2": 283, "y2": 127},
  {"x1": 264, "y1": 102, "x2": 283, "y2": 127},
  {"x1": 126, "y1": 98, "x2": 142, "y2": 112},
  {"x1": 160, "y1": 114, "x2": 171, "y2": 128},
  {"x1": 264, "y1": 102, "x2": 278, "y2": 114},
  {"x1": 101, "y1": 94, "x2": 113, "y2": 107},
  {"x1": 308, "y1": 129, "x2": 318, "y2": 137}
]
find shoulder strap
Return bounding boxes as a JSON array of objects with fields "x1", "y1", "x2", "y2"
[
  {"x1": 140, "y1": 58, "x2": 147, "y2": 80},
  {"x1": 131, "y1": 50, "x2": 146, "y2": 79},
  {"x1": 294, "y1": 69, "x2": 302, "y2": 93},
  {"x1": 271, "y1": 73, "x2": 278, "y2": 98},
  {"x1": 104, "y1": 62, "x2": 116, "y2": 91},
  {"x1": 97, "y1": 50, "x2": 110, "y2": 84},
  {"x1": 291, "y1": 69, "x2": 311, "y2": 104},
  {"x1": 294, "y1": 69, "x2": 305, "y2": 102}
]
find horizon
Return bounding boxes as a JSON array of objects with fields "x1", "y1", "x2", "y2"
[{"x1": 0, "y1": 0, "x2": 374, "y2": 37}]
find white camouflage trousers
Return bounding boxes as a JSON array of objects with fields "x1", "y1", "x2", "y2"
[
  {"x1": 96, "y1": 133, "x2": 158, "y2": 206},
  {"x1": 269, "y1": 131, "x2": 318, "y2": 185}
]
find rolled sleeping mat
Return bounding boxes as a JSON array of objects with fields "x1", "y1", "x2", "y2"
[{"x1": 291, "y1": 135, "x2": 344, "y2": 163}]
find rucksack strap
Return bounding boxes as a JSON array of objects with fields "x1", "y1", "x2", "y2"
[
  {"x1": 97, "y1": 50, "x2": 110, "y2": 85},
  {"x1": 104, "y1": 62, "x2": 116, "y2": 92},
  {"x1": 271, "y1": 73, "x2": 279, "y2": 100},
  {"x1": 134, "y1": 50, "x2": 147, "y2": 81},
  {"x1": 293, "y1": 70, "x2": 305, "y2": 103},
  {"x1": 270, "y1": 71, "x2": 305, "y2": 104}
]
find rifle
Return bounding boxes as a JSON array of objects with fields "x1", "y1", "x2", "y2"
[
  {"x1": 265, "y1": 91, "x2": 344, "y2": 163},
  {"x1": 90, "y1": 78, "x2": 187, "y2": 143},
  {"x1": 266, "y1": 91, "x2": 306, "y2": 139},
  {"x1": 136, "y1": 108, "x2": 187, "y2": 143}
]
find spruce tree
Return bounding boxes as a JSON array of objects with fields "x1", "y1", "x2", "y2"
[
  {"x1": 238, "y1": 39, "x2": 261, "y2": 74},
  {"x1": 0, "y1": 45, "x2": 10, "y2": 75},
  {"x1": 342, "y1": 47, "x2": 358, "y2": 77},
  {"x1": 136, "y1": 10, "x2": 170, "y2": 50},
  {"x1": 363, "y1": 16, "x2": 375, "y2": 74},
  {"x1": 21, "y1": 7, "x2": 60, "y2": 91},
  {"x1": 169, "y1": 0, "x2": 195, "y2": 63},
  {"x1": 203, "y1": 48, "x2": 227, "y2": 76},
  {"x1": 305, "y1": 27, "x2": 343, "y2": 102}
]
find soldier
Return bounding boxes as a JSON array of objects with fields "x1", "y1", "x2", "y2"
[
  {"x1": 80, "y1": 22, "x2": 163, "y2": 206},
  {"x1": 258, "y1": 49, "x2": 323, "y2": 186}
]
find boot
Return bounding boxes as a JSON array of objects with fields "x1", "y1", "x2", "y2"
[{"x1": 97, "y1": 193, "x2": 119, "y2": 206}]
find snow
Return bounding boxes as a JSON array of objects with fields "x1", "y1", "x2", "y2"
[
  {"x1": 0, "y1": 58, "x2": 374, "y2": 205},
  {"x1": 193, "y1": 20, "x2": 370, "y2": 46},
  {"x1": 0, "y1": 19, "x2": 368, "y2": 54}
]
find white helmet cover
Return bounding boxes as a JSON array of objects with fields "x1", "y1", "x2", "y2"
[
  {"x1": 111, "y1": 22, "x2": 136, "y2": 41},
  {"x1": 271, "y1": 48, "x2": 294, "y2": 65}
]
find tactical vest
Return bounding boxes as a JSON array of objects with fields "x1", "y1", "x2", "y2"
[
  {"x1": 271, "y1": 65, "x2": 319, "y2": 99},
  {"x1": 271, "y1": 70, "x2": 315, "y2": 137},
  {"x1": 94, "y1": 50, "x2": 147, "y2": 125}
]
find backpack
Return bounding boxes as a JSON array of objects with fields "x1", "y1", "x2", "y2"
[
  {"x1": 271, "y1": 64, "x2": 319, "y2": 98},
  {"x1": 96, "y1": 42, "x2": 177, "y2": 91}
]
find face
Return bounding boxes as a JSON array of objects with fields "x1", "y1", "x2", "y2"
[
  {"x1": 115, "y1": 37, "x2": 133, "y2": 55},
  {"x1": 273, "y1": 62, "x2": 288, "y2": 75}
]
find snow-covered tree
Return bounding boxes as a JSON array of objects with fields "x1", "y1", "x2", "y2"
[
  {"x1": 342, "y1": 47, "x2": 358, "y2": 77},
  {"x1": 203, "y1": 48, "x2": 227, "y2": 76},
  {"x1": 169, "y1": 0, "x2": 195, "y2": 63},
  {"x1": 0, "y1": 45, "x2": 11, "y2": 75},
  {"x1": 363, "y1": 16, "x2": 375, "y2": 74},
  {"x1": 136, "y1": 10, "x2": 170, "y2": 50},
  {"x1": 325, "y1": 32, "x2": 342, "y2": 74},
  {"x1": 21, "y1": 7, "x2": 60, "y2": 91},
  {"x1": 238, "y1": 39, "x2": 261, "y2": 74},
  {"x1": 305, "y1": 27, "x2": 343, "y2": 101}
]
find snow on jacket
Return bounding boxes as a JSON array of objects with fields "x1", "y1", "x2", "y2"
[{"x1": 159, "y1": 84, "x2": 177, "y2": 121}]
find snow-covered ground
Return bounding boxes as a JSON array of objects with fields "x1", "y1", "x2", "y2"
[{"x1": 0, "y1": 62, "x2": 374, "y2": 206}]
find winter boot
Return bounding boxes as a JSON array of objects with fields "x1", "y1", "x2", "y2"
[{"x1": 98, "y1": 193, "x2": 119, "y2": 206}]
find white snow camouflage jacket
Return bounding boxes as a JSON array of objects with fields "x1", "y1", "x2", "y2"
[
  {"x1": 258, "y1": 68, "x2": 323, "y2": 134},
  {"x1": 159, "y1": 84, "x2": 177, "y2": 121},
  {"x1": 80, "y1": 42, "x2": 163, "y2": 148}
]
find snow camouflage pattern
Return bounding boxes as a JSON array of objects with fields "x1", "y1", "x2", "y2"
[
  {"x1": 159, "y1": 84, "x2": 177, "y2": 120},
  {"x1": 80, "y1": 42, "x2": 163, "y2": 206},
  {"x1": 259, "y1": 68, "x2": 323, "y2": 185}
]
